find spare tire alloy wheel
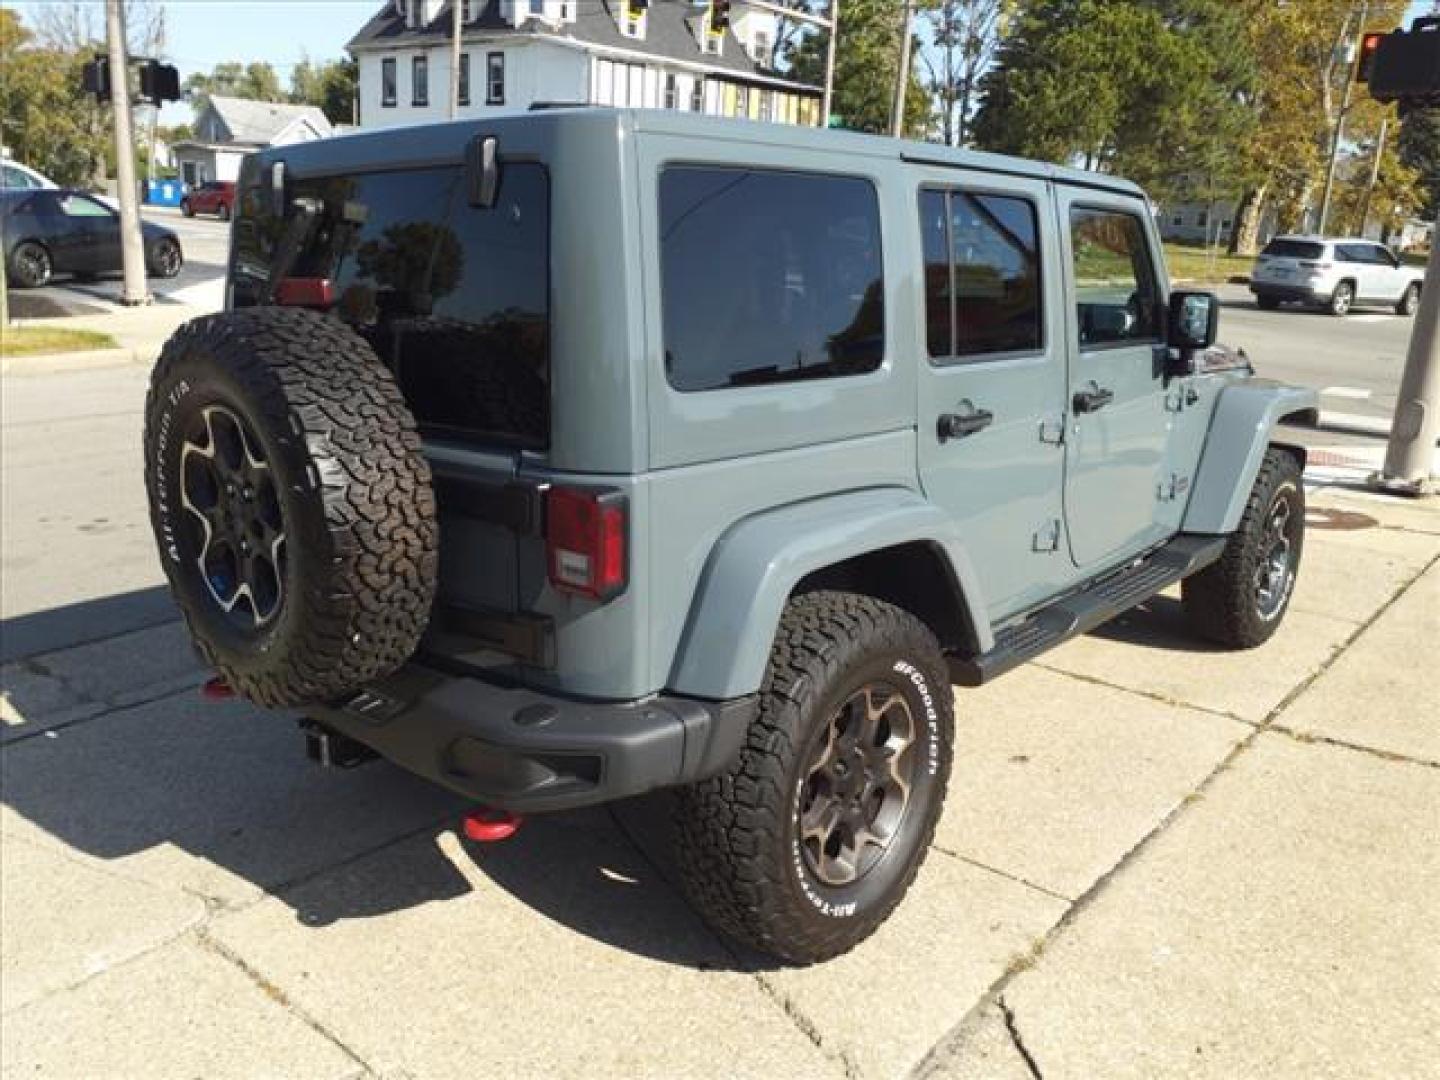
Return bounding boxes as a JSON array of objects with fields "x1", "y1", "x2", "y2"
[
  {"x1": 11, "y1": 242, "x2": 51, "y2": 288},
  {"x1": 180, "y1": 406, "x2": 286, "y2": 629},
  {"x1": 144, "y1": 307, "x2": 439, "y2": 707},
  {"x1": 1329, "y1": 282, "x2": 1354, "y2": 316}
]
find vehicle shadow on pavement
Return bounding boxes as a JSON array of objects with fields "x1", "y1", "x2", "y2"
[
  {"x1": 1, "y1": 586, "x2": 179, "y2": 663},
  {"x1": 1, "y1": 598, "x2": 761, "y2": 969},
  {"x1": 1086, "y1": 594, "x2": 1226, "y2": 652}
]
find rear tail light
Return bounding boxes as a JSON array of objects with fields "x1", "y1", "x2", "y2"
[{"x1": 545, "y1": 486, "x2": 627, "y2": 600}]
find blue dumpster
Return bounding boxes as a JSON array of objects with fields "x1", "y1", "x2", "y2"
[{"x1": 145, "y1": 179, "x2": 183, "y2": 207}]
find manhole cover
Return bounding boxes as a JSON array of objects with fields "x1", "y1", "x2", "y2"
[{"x1": 1305, "y1": 507, "x2": 1378, "y2": 531}]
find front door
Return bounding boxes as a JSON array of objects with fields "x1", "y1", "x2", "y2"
[
  {"x1": 914, "y1": 171, "x2": 1071, "y2": 622},
  {"x1": 55, "y1": 192, "x2": 121, "y2": 275},
  {"x1": 1058, "y1": 189, "x2": 1171, "y2": 569}
]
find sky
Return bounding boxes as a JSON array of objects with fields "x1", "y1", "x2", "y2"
[{"x1": 8, "y1": 0, "x2": 1439, "y2": 128}]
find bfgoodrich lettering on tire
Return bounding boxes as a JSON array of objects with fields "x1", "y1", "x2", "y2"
[
  {"x1": 143, "y1": 307, "x2": 439, "y2": 707},
  {"x1": 674, "y1": 591, "x2": 954, "y2": 964}
]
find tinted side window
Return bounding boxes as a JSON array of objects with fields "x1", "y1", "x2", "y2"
[
  {"x1": 1336, "y1": 244, "x2": 1365, "y2": 263},
  {"x1": 1069, "y1": 208, "x2": 1159, "y2": 347},
  {"x1": 948, "y1": 191, "x2": 1041, "y2": 358},
  {"x1": 920, "y1": 190, "x2": 951, "y2": 358},
  {"x1": 1367, "y1": 244, "x2": 1396, "y2": 266},
  {"x1": 659, "y1": 167, "x2": 884, "y2": 392}
]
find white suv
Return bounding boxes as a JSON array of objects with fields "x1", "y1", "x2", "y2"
[{"x1": 1250, "y1": 235, "x2": 1423, "y2": 317}]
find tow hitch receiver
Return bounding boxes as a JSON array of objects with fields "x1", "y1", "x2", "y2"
[
  {"x1": 300, "y1": 719, "x2": 379, "y2": 769},
  {"x1": 462, "y1": 807, "x2": 523, "y2": 843}
]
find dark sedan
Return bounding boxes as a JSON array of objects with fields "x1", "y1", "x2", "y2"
[{"x1": 1, "y1": 188, "x2": 183, "y2": 288}]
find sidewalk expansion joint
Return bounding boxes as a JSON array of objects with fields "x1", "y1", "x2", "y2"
[
  {"x1": 1028, "y1": 662, "x2": 1254, "y2": 727},
  {"x1": 928, "y1": 843, "x2": 1073, "y2": 903},
  {"x1": 196, "y1": 928, "x2": 378, "y2": 1077},
  {"x1": 602, "y1": 805, "x2": 859, "y2": 1079},
  {"x1": 999, "y1": 997, "x2": 1044, "y2": 1080},
  {"x1": 2, "y1": 677, "x2": 203, "y2": 748},
  {"x1": 1269, "y1": 724, "x2": 1439, "y2": 771},
  {"x1": 912, "y1": 548, "x2": 1438, "y2": 1077}
]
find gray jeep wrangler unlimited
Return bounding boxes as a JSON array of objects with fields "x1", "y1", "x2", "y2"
[{"x1": 144, "y1": 109, "x2": 1316, "y2": 964}]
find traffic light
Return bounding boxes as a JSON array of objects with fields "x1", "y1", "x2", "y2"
[
  {"x1": 1366, "y1": 17, "x2": 1440, "y2": 107},
  {"x1": 81, "y1": 55, "x2": 110, "y2": 102},
  {"x1": 138, "y1": 60, "x2": 182, "y2": 104},
  {"x1": 710, "y1": 0, "x2": 731, "y2": 34},
  {"x1": 1356, "y1": 31, "x2": 1383, "y2": 83}
]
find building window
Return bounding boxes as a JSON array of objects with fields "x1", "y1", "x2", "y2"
[
  {"x1": 487, "y1": 51, "x2": 505, "y2": 104},
  {"x1": 659, "y1": 167, "x2": 885, "y2": 392},
  {"x1": 663, "y1": 73, "x2": 678, "y2": 109},
  {"x1": 529, "y1": 0, "x2": 544, "y2": 13},
  {"x1": 690, "y1": 76, "x2": 704, "y2": 112},
  {"x1": 458, "y1": 52, "x2": 470, "y2": 105},
  {"x1": 412, "y1": 54, "x2": 429, "y2": 106},
  {"x1": 382, "y1": 57, "x2": 397, "y2": 106},
  {"x1": 752, "y1": 30, "x2": 771, "y2": 65},
  {"x1": 703, "y1": 32, "x2": 721, "y2": 55},
  {"x1": 736, "y1": 84, "x2": 749, "y2": 118},
  {"x1": 758, "y1": 90, "x2": 772, "y2": 121}
]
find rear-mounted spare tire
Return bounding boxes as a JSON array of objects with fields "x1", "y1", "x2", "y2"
[{"x1": 143, "y1": 307, "x2": 439, "y2": 708}]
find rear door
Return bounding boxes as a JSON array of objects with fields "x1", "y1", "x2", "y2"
[
  {"x1": 913, "y1": 170, "x2": 1071, "y2": 619},
  {"x1": 54, "y1": 193, "x2": 120, "y2": 273},
  {"x1": 1057, "y1": 188, "x2": 1171, "y2": 570},
  {"x1": 1364, "y1": 242, "x2": 1405, "y2": 301}
]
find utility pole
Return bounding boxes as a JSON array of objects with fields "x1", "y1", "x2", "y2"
[
  {"x1": 1357, "y1": 117, "x2": 1388, "y2": 235},
  {"x1": 105, "y1": 0, "x2": 149, "y2": 306},
  {"x1": 890, "y1": 0, "x2": 915, "y2": 138},
  {"x1": 821, "y1": 0, "x2": 839, "y2": 128},
  {"x1": 449, "y1": 0, "x2": 462, "y2": 120},
  {"x1": 1318, "y1": 1, "x2": 1368, "y2": 236},
  {"x1": 1371, "y1": 224, "x2": 1440, "y2": 495}
]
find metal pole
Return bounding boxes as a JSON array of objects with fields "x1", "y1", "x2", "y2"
[
  {"x1": 1371, "y1": 227, "x2": 1440, "y2": 495},
  {"x1": 1358, "y1": 117, "x2": 1388, "y2": 237},
  {"x1": 1318, "y1": 1, "x2": 1366, "y2": 236},
  {"x1": 450, "y1": 0, "x2": 462, "y2": 119},
  {"x1": 106, "y1": 0, "x2": 149, "y2": 306},
  {"x1": 821, "y1": 0, "x2": 839, "y2": 128},
  {"x1": 890, "y1": 0, "x2": 914, "y2": 137}
]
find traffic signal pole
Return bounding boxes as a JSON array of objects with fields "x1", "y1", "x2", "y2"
[
  {"x1": 1371, "y1": 230, "x2": 1440, "y2": 495},
  {"x1": 105, "y1": 0, "x2": 150, "y2": 306}
]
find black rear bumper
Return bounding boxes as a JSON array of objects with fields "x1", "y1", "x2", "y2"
[{"x1": 308, "y1": 664, "x2": 755, "y2": 813}]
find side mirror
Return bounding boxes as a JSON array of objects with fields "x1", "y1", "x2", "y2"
[{"x1": 1168, "y1": 290, "x2": 1218, "y2": 352}]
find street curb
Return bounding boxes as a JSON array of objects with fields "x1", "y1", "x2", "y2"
[{"x1": 0, "y1": 345, "x2": 159, "y2": 376}]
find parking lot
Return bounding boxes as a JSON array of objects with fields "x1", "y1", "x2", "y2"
[{"x1": 2, "y1": 302, "x2": 1436, "y2": 1076}]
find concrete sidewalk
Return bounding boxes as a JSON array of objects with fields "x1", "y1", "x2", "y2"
[{"x1": 1, "y1": 472, "x2": 1436, "y2": 1078}]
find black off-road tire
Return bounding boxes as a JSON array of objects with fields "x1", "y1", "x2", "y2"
[
  {"x1": 674, "y1": 591, "x2": 954, "y2": 965},
  {"x1": 143, "y1": 307, "x2": 438, "y2": 707},
  {"x1": 1396, "y1": 282, "x2": 1420, "y2": 317},
  {"x1": 1182, "y1": 447, "x2": 1304, "y2": 649}
]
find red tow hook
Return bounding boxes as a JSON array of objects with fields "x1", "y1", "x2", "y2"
[
  {"x1": 462, "y1": 807, "x2": 523, "y2": 843},
  {"x1": 200, "y1": 676, "x2": 235, "y2": 701}
]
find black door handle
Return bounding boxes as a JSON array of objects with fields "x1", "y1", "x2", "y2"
[
  {"x1": 1072, "y1": 385, "x2": 1114, "y2": 414},
  {"x1": 937, "y1": 409, "x2": 994, "y2": 442}
]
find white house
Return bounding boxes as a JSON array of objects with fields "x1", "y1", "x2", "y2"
[
  {"x1": 347, "y1": 0, "x2": 822, "y2": 130},
  {"x1": 172, "y1": 96, "x2": 334, "y2": 187}
]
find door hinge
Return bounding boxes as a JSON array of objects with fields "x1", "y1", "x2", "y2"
[
  {"x1": 1038, "y1": 417, "x2": 1065, "y2": 445},
  {"x1": 1032, "y1": 519, "x2": 1062, "y2": 553}
]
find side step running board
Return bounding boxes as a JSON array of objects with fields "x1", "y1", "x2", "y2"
[{"x1": 949, "y1": 534, "x2": 1227, "y2": 687}]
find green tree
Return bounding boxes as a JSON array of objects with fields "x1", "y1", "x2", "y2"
[
  {"x1": 1398, "y1": 106, "x2": 1440, "y2": 219},
  {"x1": 0, "y1": 9, "x2": 109, "y2": 186},
  {"x1": 969, "y1": 0, "x2": 1255, "y2": 205},
  {"x1": 184, "y1": 61, "x2": 286, "y2": 114},
  {"x1": 919, "y1": 0, "x2": 1012, "y2": 147},
  {"x1": 290, "y1": 56, "x2": 358, "y2": 126},
  {"x1": 785, "y1": 0, "x2": 929, "y2": 135}
]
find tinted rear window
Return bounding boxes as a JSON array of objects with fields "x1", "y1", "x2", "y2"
[
  {"x1": 659, "y1": 166, "x2": 884, "y2": 392},
  {"x1": 231, "y1": 163, "x2": 550, "y2": 449},
  {"x1": 1261, "y1": 240, "x2": 1325, "y2": 260}
]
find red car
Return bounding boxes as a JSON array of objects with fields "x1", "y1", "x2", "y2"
[{"x1": 181, "y1": 181, "x2": 235, "y2": 221}]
